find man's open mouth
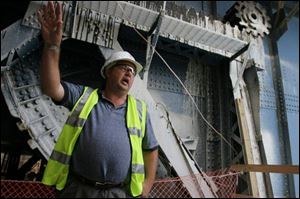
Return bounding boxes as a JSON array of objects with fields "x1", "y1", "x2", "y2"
[{"x1": 121, "y1": 78, "x2": 129, "y2": 85}]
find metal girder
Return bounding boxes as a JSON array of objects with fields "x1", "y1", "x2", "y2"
[
  {"x1": 271, "y1": 2, "x2": 299, "y2": 41},
  {"x1": 73, "y1": 1, "x2": 248, "y2": 58},
  {"x1": 1, "y1": 19, "x2": 40, "y2": 61},
  {"x1": 142, "y1": 10, "x2": 164, "y2": 83},
  {"x1": 1, "y1": 56, "x2": 68, "y2": 159},
  {"x1": 22, "y1": 1, "x2": 120, "y2": 49},
  {"x1": 267, "y1": 37, "x2": 295, "y2": 198},
  {"x1": 230, "y1": 44, "x2": 267, "y2": 197}
]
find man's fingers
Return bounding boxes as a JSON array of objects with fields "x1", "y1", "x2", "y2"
[
  {"x1": 56, "y1": 2, "x2": 62, "y2": 22},
  {"x1": 56, "y1": 21, "x2": 63, "y2": 34},
  {"x1": 43, "y1": 4, "x2": 49, "y2": 22},
  {"x1": 49, "y1": 1, "x2": 56, "y2": 20},
  {"x1": 55, "y1": 2, "x2": 63, "y2": 34},
  {"x1": 56, "y1": 2, "x2": 63, "y2": 33}
]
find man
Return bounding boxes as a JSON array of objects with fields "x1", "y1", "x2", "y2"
[{"x1": 37, "y1": 1, "x2": 159, "y2": 198}]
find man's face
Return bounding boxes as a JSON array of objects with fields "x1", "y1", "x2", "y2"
[{"x1": 106, "y1": 61, "x2": 136, "y2": 93}]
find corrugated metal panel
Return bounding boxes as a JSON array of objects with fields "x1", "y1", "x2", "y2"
[{"x1": 160, "y1": 15, "x2": 247, "y2": 56}]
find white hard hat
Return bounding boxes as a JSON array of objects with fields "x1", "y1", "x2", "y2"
[{"x1": 101, "y1": 51, "x2": 143, "y2": 78}]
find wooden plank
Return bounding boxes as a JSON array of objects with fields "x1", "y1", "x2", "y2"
[
  {"x1": 231, "y1": 164, "x2": 299, "y2": 174},
  {"x1": 234, "y1": 99, "x2": 260, "y2": 197},
  {"x1": 234, "y1": 194, "x2": 255, "y2": 198}
]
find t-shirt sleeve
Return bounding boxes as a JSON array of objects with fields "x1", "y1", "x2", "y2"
[
  {"x1": 142, "y1": 111, "x2": 159, "y2": 151},
  {"x1": 53, "y1": 81, "x2": 85, "y2": 110}
]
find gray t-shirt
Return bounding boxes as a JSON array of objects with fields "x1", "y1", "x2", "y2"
[{"x1": 58, "y1": 81, "x2": 158, "y2": 183}]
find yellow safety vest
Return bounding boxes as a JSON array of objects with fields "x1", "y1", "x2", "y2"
[{"x1": 42, "y1": 87, "x2": 147, "y2": 197}]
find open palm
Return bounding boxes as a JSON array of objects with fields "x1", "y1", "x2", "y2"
[{"x1": 37, "y1": 1, "x2": 63, "y2": 46}]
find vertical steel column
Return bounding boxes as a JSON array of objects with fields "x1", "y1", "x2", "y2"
[
  {"x1": 266, "y1": 2, "x2": 295, "y2": 196},
  {"x1": 268, "y1": 38, "x2": 295, "y2": 197}
]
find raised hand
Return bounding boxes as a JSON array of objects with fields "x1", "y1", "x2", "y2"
[{"x1": 37, "y1": 1, "x2": 63, "y2": 47}]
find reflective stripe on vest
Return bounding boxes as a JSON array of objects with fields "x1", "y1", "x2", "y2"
[{"x1": 42, "y1": 87, "x2": 147, "y2": 197}]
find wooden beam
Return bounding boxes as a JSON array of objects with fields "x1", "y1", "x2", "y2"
[
  {"x1": 234, "y1": 194, "x2": 255, "y2": 198},
  {"x1": 231, "y1": 164, "x2": 299, "y2": 174}
]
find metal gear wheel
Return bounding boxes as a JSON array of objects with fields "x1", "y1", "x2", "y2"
[{"x1": 235, "y1": 1, "x2": 271, "y2": 37}]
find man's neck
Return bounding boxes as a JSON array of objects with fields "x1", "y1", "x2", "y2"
[{"x1": 102, "y1": 89, "x2": 127, "y2": 107}]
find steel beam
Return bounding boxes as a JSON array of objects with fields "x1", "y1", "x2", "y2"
[{"x1": 267, "y1": 37, "x2": 295, "y2": 198}]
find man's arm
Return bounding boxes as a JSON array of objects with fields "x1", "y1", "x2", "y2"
[
  {"x1": 37, "y1": 1, "x2": 64, "y2": 101},
  {"x1": 142, "y1": 149, "x2": 158, "y2": 197}
]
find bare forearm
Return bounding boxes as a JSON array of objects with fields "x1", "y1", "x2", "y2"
[
  {"x1": 40, "y1": 46, "x2": 64, "y2": 101},
  {"x1": 143, "y1": 149, "x2": 158, "y2": 196},
  {"x1": 38, "y1": 1, "x2": 64, "y2": 101}
]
